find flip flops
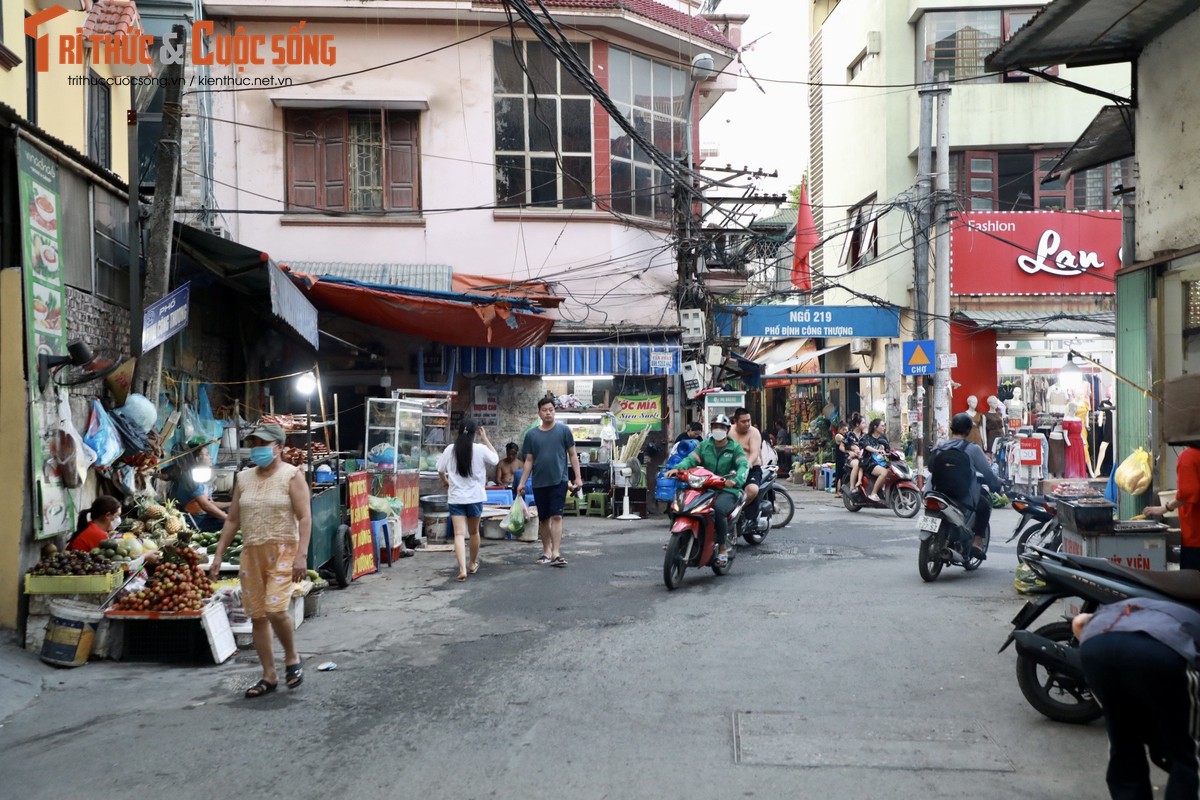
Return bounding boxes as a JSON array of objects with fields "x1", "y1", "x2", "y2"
[{"x1": 469, "y1": 560, "x2": 480, "y2": 575}]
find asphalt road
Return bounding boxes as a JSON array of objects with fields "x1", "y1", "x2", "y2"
[{"x1": 0, "y1": 490, "x2": 1156, "y2": 799}]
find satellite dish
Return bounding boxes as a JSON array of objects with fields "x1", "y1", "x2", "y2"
[{"x1": 615, "y1": 457, "x2": 643, "y2": 520}]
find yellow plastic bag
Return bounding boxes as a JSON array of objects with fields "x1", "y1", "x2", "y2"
[{"x1": 1114, "y1": 447, "x2": 1153, "y2": 495}]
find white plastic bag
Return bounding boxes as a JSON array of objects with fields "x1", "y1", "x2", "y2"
[{"x1": 54, "y1": 394, "x2": 95, "y2": 488}]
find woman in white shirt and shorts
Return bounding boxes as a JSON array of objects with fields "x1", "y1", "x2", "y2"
[{"x1": 437, "y1": 418, "x2": 499, "y2": 581}]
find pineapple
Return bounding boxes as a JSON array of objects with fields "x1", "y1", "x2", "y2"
[
  {"x1": 164, "y1": 516, "x2": 185, "y2": 536},
  {"x1": 140, "y1": 500, "x2": 167, "y2": 521}
]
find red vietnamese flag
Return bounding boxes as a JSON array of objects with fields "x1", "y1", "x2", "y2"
[{"x1": 792, "y1": 179, "x2": 819, "y2": 291}]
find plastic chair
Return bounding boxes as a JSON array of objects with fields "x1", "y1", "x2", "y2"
[
  {"x1": 819, "y1": 467, "x2": 836, "y2": 491},
  {"x1": 585, "y1": 492, "x2": 608, "y2": 518}
]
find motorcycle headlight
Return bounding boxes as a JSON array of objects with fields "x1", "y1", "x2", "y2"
[{"x1": 688, "y1": 475, "x2": 706, "y2": 489}]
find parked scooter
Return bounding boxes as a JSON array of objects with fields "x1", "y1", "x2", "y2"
[
  {"x1": 1000, "y1": 542, "x2": 1200, "y2": 724},
  {"x1": 662, "y1": 467, "x2": 742, "y2": 590},
  {"x1": 1005, "y1": 492, "x2": 1062, "y2": 554},
  {"x1": 841, "y1": 449, "x2": 921, "y2": 518},
  {"x1": 739, "y1": 464, "x2": 795, "y2": 544}
]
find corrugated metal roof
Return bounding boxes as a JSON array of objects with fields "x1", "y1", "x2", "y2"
[
  {"x1": 285, "y1": 262, "x2": 453, "y2": 293},
  {"x1": 953, "y1": 309, "x2": 1115, "y2": 335},
  {"x1": 751, "y1": 208, "x2": 799, "y2": 229},
  {"x1": 986, "y1": 0, "x2": 1200, "y2": 71},
  {"x1": 1044, "y1": 105, "x2": 1135, "y2": 182}
]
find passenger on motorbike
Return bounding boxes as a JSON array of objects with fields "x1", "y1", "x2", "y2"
[
  {"x1": 665, "y1": 415, "x2": 749, "y2": 567},
  {"x1": 929, "y1": 412, "x2": 1002, "y2": 560},
  {"x1": 862, "y1": 419, "x2": 892, "y2": 503}
]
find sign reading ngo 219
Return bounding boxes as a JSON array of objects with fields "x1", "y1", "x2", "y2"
[
  {"x1": 950, "y1": 211, "x2": 1120, "y2": 296},
  {"x1": 25, "y1": 5, "x2": 336, "y2": 73}
]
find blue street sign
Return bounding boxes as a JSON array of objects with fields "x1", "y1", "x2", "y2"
[
  {"x1": 902, "y1": 339, "x2": 935, "y2": 376},
  {"x1": 141, "y1": 282, "x2": 190, "y2": 353},
  {"x1": 736, "y1": 305, "x2": 901, "y2": 339}
]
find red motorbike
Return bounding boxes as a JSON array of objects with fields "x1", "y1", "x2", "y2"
[
  {"x1": 663, "y1": 467, "x2": 742, "y2": 590},
  {"x1": 841, "y1": 448, "x2": 922, "y2": 518}
]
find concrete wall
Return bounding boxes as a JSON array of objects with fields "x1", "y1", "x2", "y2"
[
  {"x1": 1135, "y1": 7, "x2": 1200, "y2": 256},
  {"x1": 207, "y1": 18, "x2": 684, "y2": 328},
  {"x1": 0, "y1": 270, "x2": 29, "y2": 629}
]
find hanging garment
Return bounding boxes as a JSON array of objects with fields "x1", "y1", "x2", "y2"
[
  {"x1": 985, "y1": 412, "x2": 1004, "y2": 448},
  {"x1": 967, "y1": 411, "x2": 986, "y2": 449},
  {"x1": 1062, "y1": 418, "x2": 1088, "y2": 478}
]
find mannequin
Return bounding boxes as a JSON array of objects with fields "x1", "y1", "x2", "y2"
[
  {"x1": 1005, "y1": 387, "x2": 1026, "y2": 425},
  {"x1": 1046, "y1": 382, "x2": 1069, "y2": 415},
  {"x1": 1062, "y1": 399, "x2": 1088, "y2": 478},
  {"x1": 985, "y1": 395, "x2": 1005, "y2": 447},
  {"x1": 964, "y1": 395, "x2": 986, "y2": 449}
]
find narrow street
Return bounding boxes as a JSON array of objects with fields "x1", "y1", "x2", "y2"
[{"x1": 0, "y1": 491, "x2": 1120, "y2": 799}]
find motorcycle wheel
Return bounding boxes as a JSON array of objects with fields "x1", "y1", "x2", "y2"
[
  {"x1": 1017, "y1": 521, "x2": 1060, "y2": 555},
  {"x1": 1015, "y1": 621, "x2": 1103, "y2": 724},
  {"x1": 918, "y1": 532, "x2": 944, "y2": 582},
  {"x1": 742, "y1": 515, "x2": 768, "y2": 546},
  {"x1": 663, "y1": 532, "x2": 689, "y2": 590},
  {"x1": 771, "y1": 489, "x2": 794, "y2": 529},
  {"x1": 842, "y1": 488, "x2": 862, "y2": 513},
  {"x1": 890, "y1": 486, "x2": 921, "y2": 519},
  {"x1": 963, "y1": 525, "x2": 990, "y2": 571}
]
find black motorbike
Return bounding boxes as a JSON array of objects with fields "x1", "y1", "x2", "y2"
[
  {"x1": 1005, "y1": 492, "x2": 1061, "y2": 554},
  {"x1": 1000, "y1": 538, "x2": 1199, "y2": 724},
  {"x1": 917, "y1": 489, "x2": 989, "y2": 581},
  {"x1": 739, "y1": 464, "x2": 795, "y2": 544}
]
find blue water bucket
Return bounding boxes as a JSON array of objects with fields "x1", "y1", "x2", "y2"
[{"x1": 655, "y1": 473, "x2": 678, "y2": 502}]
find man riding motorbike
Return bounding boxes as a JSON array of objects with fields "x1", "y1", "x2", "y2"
[
  {"x1": 929, "y1": 412, "x2": 1002, "y2": 560},
  {"x1": 665, "y1": 415, "x2": 749, "y2": 567}
]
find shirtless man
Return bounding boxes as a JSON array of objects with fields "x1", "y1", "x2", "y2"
[
  {"x1": 730, "y1": 408, "x2": 762, "y2": 511},
  {"x1": 496, "y1": 442, "x2": 520, "y2": 487}
]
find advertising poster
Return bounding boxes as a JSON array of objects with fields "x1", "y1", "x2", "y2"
[
  {"x1": 347, "y1": 472, "x2": 377, "y2": 579},
  {"x1": 18, "y1": 140, "x2": 74, "y2": 539},
  {"x1": 612, "y1": 395, "x2": 663, "y2": 432}
]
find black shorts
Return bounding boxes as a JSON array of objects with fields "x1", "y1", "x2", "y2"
[
  {"x1": 532, "y1": 481, "x2": 568, "y2": 519},
  {"x1": 746, "y1": 466, "x2": 763, "y2": 487}
]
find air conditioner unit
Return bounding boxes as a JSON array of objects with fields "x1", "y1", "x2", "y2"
[
  {"x1": 680, "y1": 309, "x2": 706, "y2": 344},
  {"x1": 850, "y1": 337, "x2": 874, "y2": 355}
]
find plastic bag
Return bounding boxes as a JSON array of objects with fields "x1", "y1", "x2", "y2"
[
  {"x1": 501, "y1": 498, "x2": 526, "y2": 534},
  {"x1": 54, "y1": 394, "x2": 96, "y2": 488},
  {"x1": 1114, "y1": 447, "x2": 1153, "y2": 495},
  {"x1": 83, "y1": 399, "x2": 124, "y2": 467}
]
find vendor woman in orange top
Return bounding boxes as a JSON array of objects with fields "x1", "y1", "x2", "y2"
[
  {"x1": 1146, "y1": 443, "x2": 1200, "y2": 570},
  {"x1": 68, "y1": 495, "x2": 121, "y2": 551},
  {"x1": 210, "y1": 423, "x2": 312, "y2": 698}
]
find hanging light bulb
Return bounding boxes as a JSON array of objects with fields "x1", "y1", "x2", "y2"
[{"x1": 1059, "y1": 351, "x2": 1083, "y2": 390}]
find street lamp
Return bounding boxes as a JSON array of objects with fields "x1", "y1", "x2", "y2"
[{"x1": 684, "y1": 52, "x2": 716, "y2": 171}]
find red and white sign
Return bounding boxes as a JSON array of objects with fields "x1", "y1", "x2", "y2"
[
  {"x1": 1018, "y1": 437, "x2": 1043, "y2": 466},
  {"x1": 951, "y1": 211, "x2": 1120, "y2": 296}
]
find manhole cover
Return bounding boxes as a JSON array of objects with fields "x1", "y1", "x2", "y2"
[
  {"x1": 732, "y1": 712, "x2": 1013, "y2": 771},
  {"x1": 748, "y1": 545, "x2": 864, "y2": 560}
]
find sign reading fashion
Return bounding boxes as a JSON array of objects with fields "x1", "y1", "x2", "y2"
[
  {"x1": 737, "y1": 305, "x2": 900, "y2": 339},
  {"x1": 950, "y1": 211, "x2": 1120, "y2": 296}
]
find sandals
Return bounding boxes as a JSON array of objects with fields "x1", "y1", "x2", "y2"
[
  {"x1": 456, "y1": 573, "x2": 467, "y2": 582},
  {"x1": 285, "y1": 661, "x2": 304, "y2": 690},
  {"x1": 715, "y1": 552, "x2": 729, "y2": 567},
  {"x1": 469, "y1": 560, "x2": 480, "y2": 575},
  {"x1": 535, "y1": 554, "x2": 552, "y2": 565},
  {"x1": 549, "y1": 556, "x2": 567, "y2": 568},
  {"x1": 244, "y1": 679, "x2": 277, "y2": 699}
]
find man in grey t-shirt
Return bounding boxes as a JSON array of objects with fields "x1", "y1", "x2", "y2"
[{"x1": 519, "y1": 397, "x2": 583, "y2": 567}]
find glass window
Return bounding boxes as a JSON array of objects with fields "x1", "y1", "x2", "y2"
[
  {"x1": 493, "y1": 40, "x2": 593, "y2": 210},
  {"x1": 916, "y1": 10, "x2": 1002, "y2": 83},
  {"x1": 607, "y1": 46, "x2": 687, "y2": 220},
  {"x1": 94, "y1": 188, "x2": 129, "y2": 307},
  {"x1": 348, "y1": 112, "x2": 383, "y2": 213},
  {"x1": 87, "y1": 71, "x2": 111, "y2": 170}
]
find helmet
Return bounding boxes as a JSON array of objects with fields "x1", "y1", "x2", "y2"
[
  {"x1": 950, "y1": 412, "x2": 974, "y2": 436},
  {"x1": 711, "y1": 414, "x2": 732, "y2": 429}
]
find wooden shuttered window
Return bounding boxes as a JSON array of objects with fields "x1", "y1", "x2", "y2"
[{"x1": 285, "y1": 109, "x2": 419, "y2": 213}]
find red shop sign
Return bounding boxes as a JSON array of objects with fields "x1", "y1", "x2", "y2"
[
  {"x1": 950, "y1": 211, "x2": 1120, "y2": 296},
  {"x1": 1018, "y1": 437, "x2": 1043, "y2": 466}
]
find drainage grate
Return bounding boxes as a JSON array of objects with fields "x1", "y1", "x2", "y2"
[{"x1": 732, "y1": 712, "x2": 1014, "y2": 771}]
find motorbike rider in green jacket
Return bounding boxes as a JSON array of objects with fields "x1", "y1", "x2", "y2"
[{"x1": 666, "y1": 414, "x2": 749, "y2": 567}]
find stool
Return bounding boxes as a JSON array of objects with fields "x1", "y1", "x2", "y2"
[
  {"x1": 585, "y1": 492, "x2": 608, "y2": 518},
  {"x1": 818, "y1": 467, "x2": 836, "y2": 491},
  {"x1": 370, "y1": 518, "x2": 393, "y2": 567},
  {"x1": 563, "y1": 493, "x2": 583, "y2": 517}
]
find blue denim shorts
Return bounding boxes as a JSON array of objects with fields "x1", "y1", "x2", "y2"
[{"x1": 447, "y1": 502, "x2": 483, "y2": 518}]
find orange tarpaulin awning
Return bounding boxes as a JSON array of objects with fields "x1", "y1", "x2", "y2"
[{"x1": 288, "y1": 272, "x2": 557, "y2": 348}]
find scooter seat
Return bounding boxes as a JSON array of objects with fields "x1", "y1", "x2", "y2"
[{"x1": 1062, "y1": 553, "x2": 1200, "y2": 602}]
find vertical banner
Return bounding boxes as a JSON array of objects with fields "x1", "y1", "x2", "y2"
[
  {"x1": 347, "y1": 471, "x2": 377, "y2": 579},
  {"x1": 18, "y1": 140, "x2": 73, "y2": 539}
]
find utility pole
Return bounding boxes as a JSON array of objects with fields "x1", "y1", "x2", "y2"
[
  {"x1": 914, "y1": 62, "x2": 934, "y2": 465},
  {"x1": 931, "y1": 73, "x2": 952, "y2": 442},
  {"x1": 133, "y1": 25, "x2": 186, "y2": 405}
]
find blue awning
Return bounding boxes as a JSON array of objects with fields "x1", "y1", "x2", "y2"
[{"x1": 457, "y1": 343, "x2": 682, "y2": 376}]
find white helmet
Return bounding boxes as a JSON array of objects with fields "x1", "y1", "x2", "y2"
[{"x1": 711, "y1": 414, "x2": 732, "y2": 429}]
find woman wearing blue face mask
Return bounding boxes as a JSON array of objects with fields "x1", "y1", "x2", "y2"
[{"x1": 210, "y1": 422, "x2": 312, "y2": 699}]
